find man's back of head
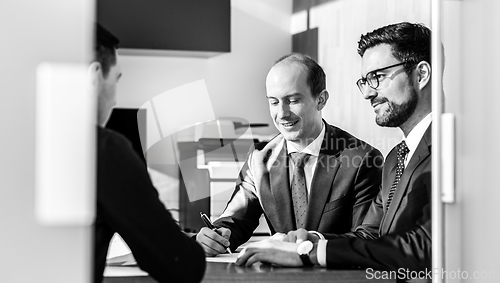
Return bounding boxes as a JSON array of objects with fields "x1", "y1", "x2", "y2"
[
  {"x1": 94, "y1": 23, "x2": 119, "y2": 78},
  {"x1": 93, "y1": 24, "x2": 122, "y2": 127}
]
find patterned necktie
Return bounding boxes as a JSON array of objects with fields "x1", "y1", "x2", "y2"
[
  {"x1": 290, "y1": 152, "x2": 310, "y2": 229},
  {"x1": 386, "y1": 141, "x2": 410, "y2": 211}
]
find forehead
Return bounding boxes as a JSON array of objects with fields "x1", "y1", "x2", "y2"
[
  {"x1": 361, "y1": 44, "x2": 400, "y2": 76},
  {"x1": 266, "y1": 62, "x2": 308, "y2": 93}
]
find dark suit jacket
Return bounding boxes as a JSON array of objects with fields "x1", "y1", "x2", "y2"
[
  {"x1": 95, "y1": 127, "x2": 205, "y2": 283},
  {"x1": 325, "y1": 124, "x2": 432, "y2": 272},
  {"x1": 214, "y1": 121, "x2": 383, "y2": 251}
]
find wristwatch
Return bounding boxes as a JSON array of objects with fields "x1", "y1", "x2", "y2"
[{"x1": 297, "y1": 240, "x2": 314, "y2": 267}]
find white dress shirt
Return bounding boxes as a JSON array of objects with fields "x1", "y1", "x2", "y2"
[
  {"x1": 286, "y1": 124, "x2": 326, "y2": 241},
  {"x1": 403, "y1": 112, "x2": 432, "y2": 167},
  {"x1": 286, "y1": 123, "x2": 325, "y2": 195}
]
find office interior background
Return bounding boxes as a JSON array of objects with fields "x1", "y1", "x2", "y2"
[{"x1": 1, "y1": 0, "x2": 499, "y2": 282}]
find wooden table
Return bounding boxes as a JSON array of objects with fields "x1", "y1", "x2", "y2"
[{"x1": 104, "y1": 262, "x2": 394, "y2": 283}]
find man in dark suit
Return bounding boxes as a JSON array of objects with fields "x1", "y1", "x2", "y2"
[
  {"x1": 196, "y1": 53, "x2": 383, "y2": 256},
  {"x1": 236, "y1": 22, "x2": 434, "y2": 278},
  {"x1": 93, "y1": 24, "x2": 205, "y2": 283}
]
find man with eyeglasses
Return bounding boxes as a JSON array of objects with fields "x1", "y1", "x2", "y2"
[{"x1": 236, "y1": 22, "x2": 435, "y2": 279}]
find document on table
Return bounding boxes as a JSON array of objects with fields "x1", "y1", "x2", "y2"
[
  {"x1": 105, "y1": 234, "x2": 270, "y2": 269},
  {"x1": 107, "y1": 252, "x2": 137, "y2": 266},
  {"x1": 206, "y1": 235, "x2": 270, "y2": 263},
  {"x1": 104, "y1": 266, "x2": 148, "y2": 277},
  {"x1": 206, "y1": 253, "x2": 239, "y2": 263}
]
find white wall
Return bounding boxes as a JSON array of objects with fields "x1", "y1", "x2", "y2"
[
  {"x1": 114, "y1": 0, "x2": 292, "y2": 213},
  {"x1": 116, "y1": 0, "x2": 292, "y2": 137}
]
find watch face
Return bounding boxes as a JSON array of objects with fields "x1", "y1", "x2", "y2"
[{"x1": 297, "y1": 240, "x2": 314, "y2": 255}]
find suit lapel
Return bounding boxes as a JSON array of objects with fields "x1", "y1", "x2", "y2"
[
  {"x1": 264, "y1": 121, "x2": 343, "y2": 232},
  {"x1": 305, "y1": 122, "x2": 342, "y2": 230},
  {"x1": 305, "y1": 154, "x2": 340, "y2": 230},
  {"x1": 267, "y1": 141, "x2": 295, "y2": 231},
  {"x1": 381, "y1": 126, "x2": 432, "y2": 234},
  {"x1": 378, "y1": 151, "x2": 397, "y2": 230}
]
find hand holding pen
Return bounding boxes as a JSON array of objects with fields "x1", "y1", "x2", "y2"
[{"x1": 197, "y1": 212, "x2": 233, "y2": 256}]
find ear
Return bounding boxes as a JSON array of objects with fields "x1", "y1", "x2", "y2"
[
  {"x1": 317, "y1": 90, "x2": 329, "y2": 111},
  {"x1": 87, "y1": 61, "x2": 103, "y2": 88},
  {"x1": 415, "y1": 61, "x2": 431, "y2": 90}
]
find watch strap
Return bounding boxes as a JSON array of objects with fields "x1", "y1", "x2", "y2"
[{"x1": 300, "y1": 253, "x2": 314, "y2": 267}]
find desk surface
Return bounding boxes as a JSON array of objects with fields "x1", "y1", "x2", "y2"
[{"x1": 104, "y1": 262, "x2": 394, "y2": 283}]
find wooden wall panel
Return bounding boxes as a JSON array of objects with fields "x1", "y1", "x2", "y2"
[
  {"x1": 303, "y1": 0, "x2": 431, "y2": 155},
  {"x1": 292, "y1": 28, "x2": 319, "y2": 61}
]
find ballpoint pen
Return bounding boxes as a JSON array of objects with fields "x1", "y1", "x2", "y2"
[{"x1": 200, "y1": 212, "x2": 233, "y2": 255}]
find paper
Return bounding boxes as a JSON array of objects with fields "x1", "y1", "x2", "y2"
[
  {"x1": 107, "y1": 234, "x2": 132, "y2": 259},
  {"x1": 107, "y1": 253, "x2": 137, "y2": 266},
  {"x1": 104, "y1": 266, "x2": 148, "y2": 277},
  {"x1": 105, "y1": 235, "x2": 271, "y2": 267},
  {"x1": 206, "y1": 253, "x2": 239, "y2": 263}
]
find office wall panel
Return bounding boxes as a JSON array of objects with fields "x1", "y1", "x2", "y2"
[
  {"x1": 296, "y1": 0, "x2": 431, "y2": 156},
  {"x1": 97, "y1": 0, "x2": 230, "y2": 54}
]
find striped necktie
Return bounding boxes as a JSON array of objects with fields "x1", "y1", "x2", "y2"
[{"x1": 386, "y1": 141, "x2": 409, "y2": 211}]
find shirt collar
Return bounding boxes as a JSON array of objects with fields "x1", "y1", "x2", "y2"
[
  {"x1": 403, "y1": 112, "x2": 432, "y2": 155},
  {"x1": 286, "y1": 123, "x2": 325, "y2": 157}
]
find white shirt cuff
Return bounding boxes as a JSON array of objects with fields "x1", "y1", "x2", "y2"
[
  {"x1": 308, "y1": 230, "x2": 325, "y2": 240},
  {"x1": 317, "y1": 240, "x2": 327, "y2": 267}
]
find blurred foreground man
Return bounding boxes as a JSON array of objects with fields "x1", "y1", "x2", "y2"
[{"x1": 93, "y1": 24, "x2": 205, "y2": 283}]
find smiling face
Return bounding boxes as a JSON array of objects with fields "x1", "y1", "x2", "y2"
[
  {"x1": 266, "y1": 62, "x2": 325, "y2": 147},
  {"x1": 360, "y1": 44, "x2": 418, "y2": 128}
]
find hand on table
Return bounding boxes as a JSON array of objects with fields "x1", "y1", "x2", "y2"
[
  {"x1": 196, "y1": 227, "x2": 231, "y2": 256},
  {"x1": 235, "y1": 239, "x2": 301, "y2": 267},
  {"x1": 284, "y1": 228, "x2": 320, "y2": 243},
  {"x1": 269, "y1": 232, "x2": 287, "y2": 241}
]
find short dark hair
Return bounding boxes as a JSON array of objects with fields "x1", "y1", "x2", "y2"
[
  {"x1": 357, "y1": 22, "x2": 431, "y2": 75},
  {"x1": 95, "y1": 23, "x2": 120, "y2": 78},
  {"x1": 274, "y1": 53, "x2": 326, "y2": 98}
]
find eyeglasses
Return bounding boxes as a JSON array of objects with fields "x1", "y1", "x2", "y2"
[{"x1": 356, "y1": 62, "x2": 415, "y2": 94}]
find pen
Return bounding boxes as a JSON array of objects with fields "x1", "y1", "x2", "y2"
[{"x1": 200, "y1": 212, "x2": 232, "y2": 255}]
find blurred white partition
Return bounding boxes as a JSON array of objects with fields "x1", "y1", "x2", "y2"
[{"x1": 0, "y1": 0, "x2": 95, "y2": 282}]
